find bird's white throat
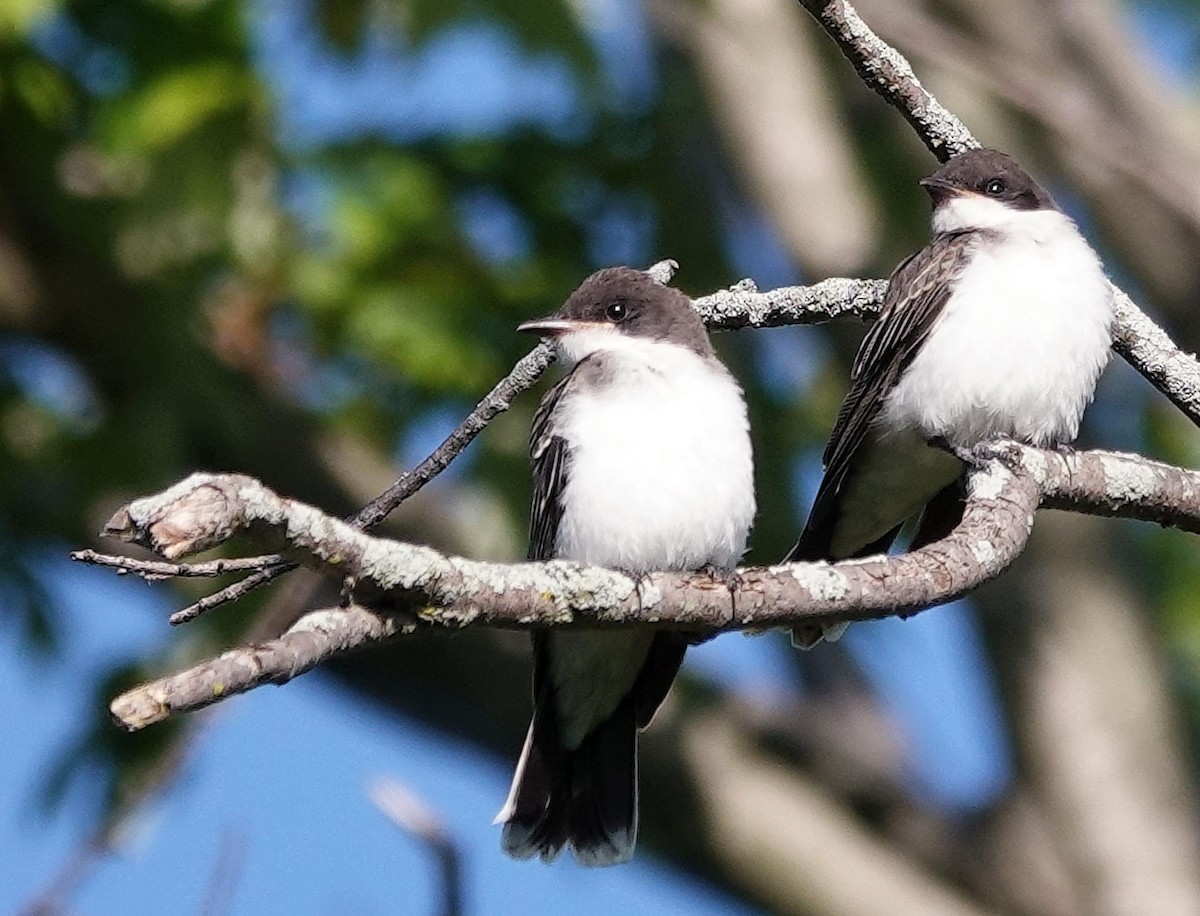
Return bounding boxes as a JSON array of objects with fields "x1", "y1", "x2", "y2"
[{"x1": 933, "y1": 193, "x2": 1063, "y2": 238}]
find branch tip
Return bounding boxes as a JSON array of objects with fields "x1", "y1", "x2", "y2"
[{"x1": 646, "y1": 258, "x2": 680, "y2": 284}]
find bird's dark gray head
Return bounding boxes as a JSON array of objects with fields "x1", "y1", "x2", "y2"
[
  {"x1": 518, "y1": 267, "x2": 712, "y2": 361},
  {"x1": 920, "y1": 149, "x2": 1057, "y2": 213}
]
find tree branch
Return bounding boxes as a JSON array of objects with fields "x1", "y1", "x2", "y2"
[
  {"x1": 796, "y1": 0, "x2": 978, "y2": 161},
  {"x1": 70, "y1": 549, "x2": 272, "y2": 579},
  {"x1": 1111, "y1": 291, "x2": 1200, "y2": 422},
  {"x1": 103, "y1": 443, "x2": 1200, "y2": 731},
  {"x1": 694, "y1": 275, "x2": 887, "y2": 329},
  {"x1": 84, "y1": 12, "x2": 1200, "y2": 727},
  {"x1": 137, "y1": 262, "x2": 685, "y2": 624}
]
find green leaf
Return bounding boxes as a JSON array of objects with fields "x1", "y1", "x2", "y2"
[
  {"x1": 11, "y1": 57, "x2": 74, "y2": 126},
  {"x1": 0, "y1": 0, "x2": 59, "y2": 38},
  {"x1": 106, "y1": 61, "x2": 253, "y2": 151}
]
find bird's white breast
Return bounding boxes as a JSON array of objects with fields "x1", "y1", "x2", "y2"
[
  {"x1": 553, "y1": 338, "x2": 756, "y2": 572},
  {"x1": 883, "y1": 209, "x2": 1113, "y2": 447}
]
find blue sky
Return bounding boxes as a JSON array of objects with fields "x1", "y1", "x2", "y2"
[
  {"x1": 1, "y1": 558, "x2": 1003, "y2": 914},
  {"x1": 0, "y1": 557, "x2": 757, "y2": 915}
]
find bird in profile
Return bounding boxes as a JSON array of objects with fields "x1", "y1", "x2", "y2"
[
  {"x1": 787, "y1": 148, "x2": 1114, "y2": 648},
  {"x1": 496, "y1": 266, "x2": 756, "y2": 865}
]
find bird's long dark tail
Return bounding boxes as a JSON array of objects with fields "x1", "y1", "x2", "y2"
[
  {"x1": 497, "y1": 633, "x2": 687, "y2": 865},
  {"x1": 497, "y1": 696, "x2": 638, "y2": 866}
]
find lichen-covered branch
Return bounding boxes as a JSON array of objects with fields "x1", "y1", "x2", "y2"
[
  {"x1": 1111, "y1": 291, "x2": 1200, "y2": 422},
  {"x1": 796, "y1": 0, "x2": 977, "y2": 161},
  {"x1": 694, "y1": 276, "x2": 887, "y2": 329},
  {"x1": 103, "y1": 444, "x2": 1200, "y2": 731},
  {"x1": 109, "y1": 603, "x2": 403, "y2": 730}
]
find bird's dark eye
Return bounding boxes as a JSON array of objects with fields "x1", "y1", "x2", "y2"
[
  {"x1": 605, "y1": 302, "x2": 627, "y2": 321},
  {"x1": 985, "y1": 178, "x2": 1006, "y2": 196}
]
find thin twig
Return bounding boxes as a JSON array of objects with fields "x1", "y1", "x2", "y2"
[
  {"x1": 169, "y1": 562, "x2": 293, "y2": 626},
  {"x1": 350, "y1": 340, "x2": 555, "y2": 529},
  {"x1": 71, "y1": 549, "x2": 275, "y2": 579},
  {"x1": 370, "y1": 778, "x2": 464, "y2": 916}
]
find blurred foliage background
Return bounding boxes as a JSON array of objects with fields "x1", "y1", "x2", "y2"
[{"x1": 4, "y1": 0, "x2": 1200, "y2": 913}]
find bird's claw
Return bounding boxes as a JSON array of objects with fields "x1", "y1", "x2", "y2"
[
  {"x1": 932, "y1": 434, "x2": 1026, "y2": 468},
  {"x1": 701, "y1": 563, "x2": 741, "y2": 593},
  {"x1": 615, "y1": 567, "x2": 649, "y2": 608}
]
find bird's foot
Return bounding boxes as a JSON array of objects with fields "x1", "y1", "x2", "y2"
[
  {"x1": 614, "y1": 566, "x2": 649, "y2": 608},
  {"x1": 927, "y1": 435, "x2": 974, "y2": 464},
  {"x1": 931, "y1": 434, "x2": 1026, "y2": 468},
  {"x1": 977, "y1": 435, "x2": 1031, "y2": 469},
  {"x1": 700, "y1": 563, "x2": 742, "y2": 593}
]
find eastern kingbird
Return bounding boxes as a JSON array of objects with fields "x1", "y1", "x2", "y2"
[
  {"x1": 787, "y1": 148, "x2": 1114, "y2": 648},
  {"x1": 496, "y1": 266, "x2": 756, "y2": 865}
]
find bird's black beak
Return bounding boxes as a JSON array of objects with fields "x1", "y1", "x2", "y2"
[
  {"x1": 517, "y1": 316, "x2": 577, "y2": 336},
  {"x1": 517, "y1": 316, "x2": 605, "y2": 336},
  {"x1": 919, "y1": 176, "x2": 965, "y2": 204}
]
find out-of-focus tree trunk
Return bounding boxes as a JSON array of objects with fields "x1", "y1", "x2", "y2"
[
  {"x1": 999, "y1": 514, "x2": 1200, "y2": 916},
  {"x1": 652, "y1": 0, "x2": 880, "y2": 276}
]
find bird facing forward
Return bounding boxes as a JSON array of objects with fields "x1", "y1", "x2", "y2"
[{"x1": 496, "y1": 266, "x2": 756, "y2": 865}]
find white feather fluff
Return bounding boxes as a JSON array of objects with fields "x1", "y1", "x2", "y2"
[{"x1": 885, "y1": 197, "x2": 1114, "y2": 447}]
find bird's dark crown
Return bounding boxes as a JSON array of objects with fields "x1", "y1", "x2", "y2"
[
  {"x1": 552, "y1": 267, "x2": 712, "y2": 356},
  {"x1": 922, "y1": 148, "x2": 1058, "y2": 212}
]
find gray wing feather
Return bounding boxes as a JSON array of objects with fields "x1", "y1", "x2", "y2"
[
  {"x1": 528, "y1": 373, "x2": 574, "y2": 562},
  {"x1": 788, "y1": 232, "x2": 974, "y2": 562}
]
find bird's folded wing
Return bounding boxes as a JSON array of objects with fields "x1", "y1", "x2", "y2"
[
  {"x1": 529, "y1": 370, "x2": 577, "y2": 563},
  {"x1": 789, "y1": 231, "x2": 974, "y2": 561}
]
